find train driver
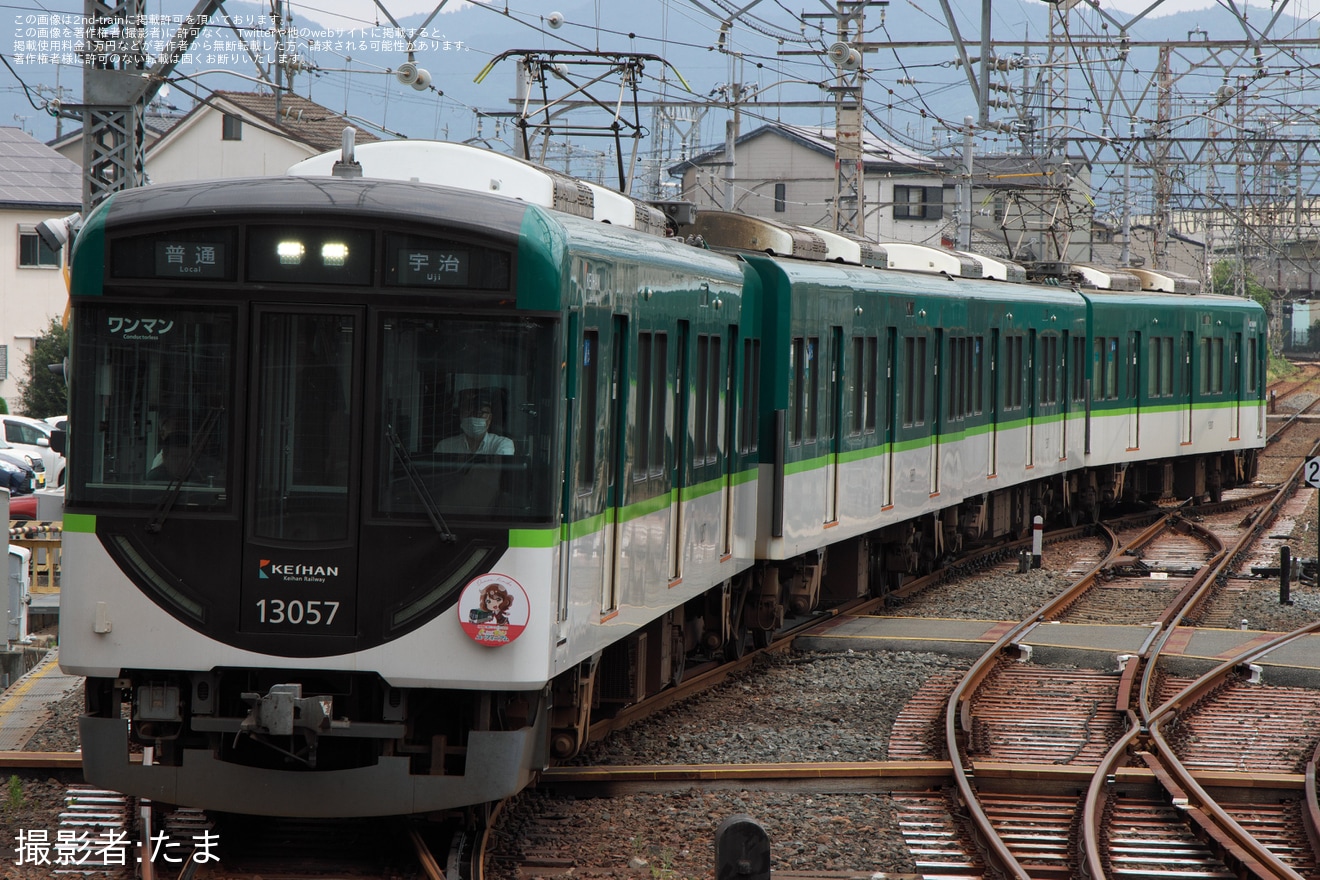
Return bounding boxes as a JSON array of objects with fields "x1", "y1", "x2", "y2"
[
  {"x1": 435, "y1": 392, "x2": 513, "y2": 456},
  {"x1": 147, "y1": 427, "x2": 223, "y2": 484}
]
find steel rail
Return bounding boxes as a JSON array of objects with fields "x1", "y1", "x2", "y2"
[
  {"x1": 1082, "y1": 453, "x2": 1320, "y2": 880},
  {"x1": 943, "y1": 523, "x2": 1125, "y2": 878}
]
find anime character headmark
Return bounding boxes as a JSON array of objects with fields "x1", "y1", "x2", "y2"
[
  {"x1": 478, "y1": 582, "x2": 513, "y2": 626},
  {"x1": 460, "y1": 574, "x2": 528, "y2": 646}
]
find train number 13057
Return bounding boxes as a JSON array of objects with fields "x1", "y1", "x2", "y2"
[{"x1": 254, "y1": 598, "x2": 341, "y2": 626}]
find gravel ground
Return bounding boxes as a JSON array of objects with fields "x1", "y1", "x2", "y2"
[{"x1": 490, "y1": 649, "x2": 965, "y2": 880}]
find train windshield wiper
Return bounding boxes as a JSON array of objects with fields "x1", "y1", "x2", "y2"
[
  {"x1": 385, "y1": 424, "x2": 457, "y2": 542},
  {"x1": 146, "y1": 407, "x2": 223, "y2": 535}
]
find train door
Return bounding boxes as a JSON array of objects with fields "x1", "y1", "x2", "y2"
[
  {"x1": 560, "y1": 323, "x2": 588, "y2": 633},
  {"x1": 604, "y1": 317, "x2": 628, "y2": 615},
  {"x1": 988, "y1": 329, "x2": 999, "y2": 477},
  {"x1": 1230, "y1": 332, "x2": 1242, "y2": 440},
  {"x1": 1250, "y1": 335, "x2": 1264, "y2": 439},
  {"x1": 1059, "y1": 331, "x2": 1070, "y2": 457},
  {"x1": 1027, "y1": 329, "x2": 1037, "y2": 466},
  {"x1": 670, "y1": 323, "x2": 689, "y2": 583},
  {"x1": 1181, "y1": 331, "x2": 1193, "y2": 444},
  {"x1": 1127, "y1": 331, "x2": 1141, "y2": 449},
  {"x1": 722, "y1": 326, "x2": 738, "y2": 558},
  {"x1": 242, "y1": 307, "x2": 361, "y2": 636},
  {"x1": 825, "y1": 326, "x2": 843, "y2": 523},
  {"x1": 930, "y1": 329, "x2": 942, "y2": 495},
  {"x1": 884, "y1": 328, "x2": 897, "y2": 507}
]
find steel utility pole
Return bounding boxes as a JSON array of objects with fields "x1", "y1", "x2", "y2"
[
  {"x1": 805, "y1": 1, "x2": 884, "y2": 236},
  {"x1": 79, "y1": 0, "x2": 217, "y2": 211}
]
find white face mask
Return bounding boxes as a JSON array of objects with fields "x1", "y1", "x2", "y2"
[{"x1": 460, "y1": 416, "x2": 489, "y2": 439}]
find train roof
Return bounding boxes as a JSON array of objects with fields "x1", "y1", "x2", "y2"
[
  {"x1": 1076, "y1": 287, "x2": 1264, "y2": 314},
  {"x1": 744, "y1": 249, "x2": 1087, "y2": 306},
  {"x1": 1070, "y1": 263, "x2": 1142, "y2": 291},
  {"x1": 288, "y1": 139, "x2": 669, "y2": 235},
  {"x1": 1126, "y1": 267, "x2": 1201, "y2": 294},
  {"x1": 86, "y1": 175, "x2": 535, "y2": 240}
]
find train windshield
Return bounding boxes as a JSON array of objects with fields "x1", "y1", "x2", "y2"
[
  {"x1": 71, "y1": 304, "x2": 235, "y2": 509},
  {"x1": 374, "y1": 313, "x2": 557, "y2": 523}
]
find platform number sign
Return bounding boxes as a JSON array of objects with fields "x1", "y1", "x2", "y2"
[{"x1": 1307, "y1": 456, "x2": 1320, "y2": 488}]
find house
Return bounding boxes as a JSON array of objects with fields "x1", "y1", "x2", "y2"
[
  {"x1": 0, "y1": 127, "x2": 80, "y2": 411},
  {"x1": 53, "y1": 91, "x2": 380, "y2": 185},
  {"x1": 669, "y1": 122, "x2": 946, "y2": 244},
  {"x1": 668, "y1": 121, "x2": 1094, "y2": 262}
]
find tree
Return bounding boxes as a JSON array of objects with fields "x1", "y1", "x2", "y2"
[
  {"x1": 17, "y1": 318, "x2": 68, "y2": 418},
  {"x1": 1210, "y1": 259, "x2": 1271, "y2": 308}
]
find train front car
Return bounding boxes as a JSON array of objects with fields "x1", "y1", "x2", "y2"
[{"x1": 61, "y1": 176, "x2": 582, "y2": 817}]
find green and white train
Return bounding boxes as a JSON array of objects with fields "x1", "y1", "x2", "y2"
[{"x1": 58, "y1": 141, "x2": 1264, "y2": 818}]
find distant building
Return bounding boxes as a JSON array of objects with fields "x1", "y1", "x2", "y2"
[
  {"x1": 52, "y1": 91, "x2": 380, "y2": 185},
  {"x1": 669, "y1": 122, "x2": 945, "y2": 244},
  {"x1": 0, "y1": 127, "x2": 80, "y2": 411},
  {"x1": 668, "y1": 121, "x2": 1094, "y2": 262}
]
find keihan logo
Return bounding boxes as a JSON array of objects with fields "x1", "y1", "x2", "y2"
[{"x1": 258, "y1": 559, "x2": 339, "y2": 579}]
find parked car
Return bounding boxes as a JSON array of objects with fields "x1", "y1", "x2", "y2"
[
  {"x1": 0, "y1": 449, "x2": 38, "y2": 495},
  {"x1": 0, "y1": 436, "x2": 43, "y2": 488},
  {"x1": 0, "y1": 415, "x2": 64, "y2": 486},
  {"x1": 7, "y1": 492, "x2": 37, "y2": 518},
  {"x1": 44, "y1": 414, "x2": 67, "y2": 432}
]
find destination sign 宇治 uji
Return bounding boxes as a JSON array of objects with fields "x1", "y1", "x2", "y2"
[{"x1": 393, "y1": 247, "x2": 471, "y2": 287}]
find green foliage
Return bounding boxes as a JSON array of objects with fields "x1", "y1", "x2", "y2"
[
  {"x1": 1210, "y1": 260, "x2": 1271, "y2": 308},
  {"x1": 5, "y1": 775, "x2": 23, "y2": 811},
  {"x1": 17, "y1": 317, "x2": 68, "y2": 418},
  {"x1": 0, "y1": 398, "x2": 7, "y2": 415},
  {"x1": 1267, "y1": 351, "x2": 1296, "y2": 383}
]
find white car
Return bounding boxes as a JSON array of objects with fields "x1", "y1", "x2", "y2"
[{"x1": 1, "y1": 415, "x2": 64, "y2": 486}]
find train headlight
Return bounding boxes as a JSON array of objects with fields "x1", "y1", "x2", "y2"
[
  {"x1": 321, "y1": 242, "x2": 349, "y2": 267},
  {"x1": 277, "y1": 241, "x2": 305, "y2": 265}
]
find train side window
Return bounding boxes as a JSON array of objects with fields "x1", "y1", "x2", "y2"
[
  {"x1": 902, "y1": 335, "x2": 926, "y2": 427},
  {"x1": 850, "y1": 337, "x2": 864, "y2": 436},
  {"x1": 789, "y1": 337, "x2": 802, "y2": 445},
  {"x1": 1200, "y1": 337, "x2": 1224, "y2": 394},
  {"x1": 804, "y1": 336, "x2": 819, "y2": 442},
  {"x1": 973, "y1": 336, "x2": 984, "y2": 414},
  {"x1": 1040, "y1": 336, "x2": 1058, "y2": 405},
  {"x1": 946, "y1": 337, "x2": 962, "y2": 422},
  {"x1": 851, "y1": 336, "x2": 878, "y2": 435},
  {"x1": 1150, "y1": 336, "x2": 1173, "y2": 398},
  {"x1": 1095, "y1": 336, "x2": 1119, "y2": 401},
  {"x1": 864, "y1": 336, "x2": 878, "y2": 433},
  {"x1": 694, "y1": 334, "x2": 722, "y2": 465},
  {"x1": 1004, "y1": 335, "x2": 1023, "y2": 410},
  {"x1": 1072, "y1": 337, "x2": 1087, "y2": 402},
  {"x1": 1247, "y1": 337, "x2": 1258, "y2": 393},
  {"x1": 789, "y1": 336, "x2": 818, "y2": 445},
  {"x1": 1092, "y1": 337, "x2": 1104, "y2": 401},
  {"x1": 576, "y1": 331, "x2": 598, "y2": 494},
  {"x1": 634, "y1": 331, "x2": 669, "y2": 480},
  {"x1": 740, "y1": 338, "x2": 761, "y2": 454}
]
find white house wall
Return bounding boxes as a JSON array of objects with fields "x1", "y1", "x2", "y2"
[
  {"x1": 144, "y1": 107, "x2": 320, "y2": 185},
  {"x1": 0, "y1": 206, "x2": 70, "y2": 410}
]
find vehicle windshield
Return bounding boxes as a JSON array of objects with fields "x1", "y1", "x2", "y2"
[
  {"x1": 70, "y1": 304, "x2": 557, "y2": 526},
  {"x1": 70, "y1": 304, "x2": 234, "y2": 509},
  {"x1": 375, "y1": 314, "x2": 557, "y2": 523}
]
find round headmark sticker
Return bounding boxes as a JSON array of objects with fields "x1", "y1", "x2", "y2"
[{"x1": 458, "y1": 574, "x2": 529, "y2": 647}]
